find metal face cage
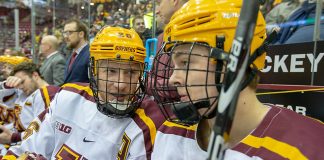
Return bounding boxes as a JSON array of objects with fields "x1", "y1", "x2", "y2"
[
  {"x1": 150, "y1": 41, "x2": 229, "y2": 125},
  {"x1": 90, "y1": 58, "x2": 146, "y2": 118}
]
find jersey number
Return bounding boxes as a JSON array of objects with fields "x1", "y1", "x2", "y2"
[
  {"x1": 55, "y1": 144, "x2": 84, "y2": 160},
  {"x1": 23, "y1": 120, "x2": 40, "y2": 140}
]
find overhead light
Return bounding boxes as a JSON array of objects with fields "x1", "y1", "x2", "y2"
[
  {"x1": 81, "y1": 6, "x2": 85, "y2": 9},
  {"x1": 90, "y1": 3, "x2": 94, "y2": 5}
]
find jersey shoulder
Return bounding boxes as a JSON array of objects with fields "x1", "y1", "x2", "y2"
[
  {"x1": 133, "y1": 96, "x2": 165, "y2": 130},
  {"x1": 39, "y1": 85, "x2": 61, "y2": 108},
  {"x1": 158, "y1": 121, "x2": 196, "y2": 139},
  {"x1": 60, "y1": 83, "x2": 94, "y2": 102},
  {"x1": 125, "y1": 96, "x2": 165, "y2": 159},
  {"x1": 233, "y1": 106, "x2": 324, "y2": 160}
]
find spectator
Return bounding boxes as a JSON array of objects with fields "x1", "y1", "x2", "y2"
[
  {"x1": 156, "y1": 0, "x2": 188, "y2": 31},
  {"x1": 147, "y1": 0, "x2": 188, "y2": 98},
  {"x1": 39, "y1": 35, "x2": 66, "y2": 86},
  {"x1": 132, "y1": 16, "x2": 152, "y2": 44},
  {"x1": 284, "y1": 0, "x2": 324, "y2": 44},
  {"x1": 3, "y1": 49, "x2": 14, "y2": 56},
  {"x1": 266, "y1": 0, "x2": 302, "y2": 34},
  {"x1": 62, "y1": 19, "x2": 90, "y2": 84},
  {"x1": 132, "y1": 16, "x2": 145, "y2": 33},
  {"x1": 274, "y1": 0, "x2": 321, "y2": 44},
  {"x1": 54, "y1": 29, "x2": 70, "y2": 59}
]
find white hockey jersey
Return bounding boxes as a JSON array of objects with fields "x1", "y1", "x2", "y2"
[
  {"x1": 14, "y1": 85, "x2": 60, "y2": 132},
  {"x1": 5, "y1": 83, "x2": 165, "y2": 160},
  {"x1": 151, "y1": 121, "x2": 207, "y2": 160},
  {"x1": 0, "y1": 81, "x2": 26, "y2": 124}
]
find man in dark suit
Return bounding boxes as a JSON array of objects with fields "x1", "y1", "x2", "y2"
[
  {"x1": 62, "y1": 19, "x2": 90, "y2": 84},
  {"x1": 39, "y1": 35, "x2": 66, "y2": 86}
]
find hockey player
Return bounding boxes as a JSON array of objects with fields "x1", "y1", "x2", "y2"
[
  {"x1": 3, "y1": 27, "x2": 164, "y2": 160},
  {"x1": 150, "y1": 0, "x2": 324, "y2": 159},
  {"x1": 0, "y1": 55, "x2": 31, "y2": 115},
  {"x1": 0, "y1": 56, "x2": 32, "y2": 155},
  {"x1": 0, "y1": 56, "x2": 31, "y2": 81},
  {"x1": 0, "y1": 62, "x2": 59, "y2": 146}
]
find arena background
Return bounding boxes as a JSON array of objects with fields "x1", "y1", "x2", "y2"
[{"x1": 0, "y1": 0, "x2": 323, "y2": 121}]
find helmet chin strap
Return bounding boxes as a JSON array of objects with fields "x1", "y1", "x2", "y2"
[
  {"x1": 241, "y1": 30, "x2": 278, "y2": 90},
  {"x1": 173, "y1": 100, "x2": 210, "y2": 125}
]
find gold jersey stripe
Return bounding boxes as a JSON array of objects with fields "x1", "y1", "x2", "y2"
[
  {"x1": 163, "y1": 121, "x2": 197, "y2": 131},
  {"x1": 42, "y1": 86, "x2": 51, "y2": 108},
  {"x1": 2, "y1": 155, "x2": 17, "y2": 160},
  {"x1": 241, "y1": 135, "x2": 307, "y2": 160},
  {"x1": 62, "y1": 83, "x2": 93, "y2": 96},
  {"x1": 135, "y1": 108, "x2": 156, "y2": 145}
]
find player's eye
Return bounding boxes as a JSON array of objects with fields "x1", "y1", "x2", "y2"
[
  {"x1": 181, "y1": 60, "x2": 188, "y2": 67},
  {"x1": 108, "y1": 69, "x2": 117, "y2": 74}
]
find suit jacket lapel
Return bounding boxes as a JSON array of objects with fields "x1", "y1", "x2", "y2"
[
  {"x1": 64, "y1": 53, "x2": 73, "y2": 80},
  {"x1": 64, "y1": 44, "x2": 89, "y2": 82},
  {"x1": 69, "y1": 44, "x2": 89, "y2": 74}
]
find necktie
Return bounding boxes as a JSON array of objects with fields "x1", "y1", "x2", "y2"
[{"x1": 68, "y1": 52, "x2": 77, "y2": 71}]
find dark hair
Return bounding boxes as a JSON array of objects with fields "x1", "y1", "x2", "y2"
[
  {"x1": 132, "y1": 16, "x2": 144, "y2": 28},
  {"x1": 65, "y1": 19, "x2": 89, "y2": 40},
  {"x1": 248, "y1": 74, "x2": 260, "y2": 90},
  {"x1": 11, "y1": 62, "x2": 42, "y2": 78}
]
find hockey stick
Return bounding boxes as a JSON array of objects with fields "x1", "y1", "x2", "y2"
[{"x1": 207, "y1": 0, "x2": 262, "y2": 159}]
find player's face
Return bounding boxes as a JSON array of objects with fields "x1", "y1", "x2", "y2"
[
  {"x1": 169, "y1": 44, "x2": 219, "y2": 115},
  {"x1": 1, "y1": 63, "x2": 14, "y2": 79},
  {"x1": 14, "y1": 71, "x2": 38, "y2": 96},
  {"x1": 97, "y1": 60, "x2": 142, "y2": 106}
]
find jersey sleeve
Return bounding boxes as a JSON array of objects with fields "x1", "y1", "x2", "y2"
[
  {"x1": 123, "y1": 97, "x2": 166, "y2": 160},
  {"x1": 151, "y1": 121, "x2": 207, "y2": 160},
  {"x1": 0, "y1": 81, "x2": 17, "y2": 106},
  {"x1": 31, "y1": 90, "x2": 46, "y2": 118},
  {"x1": 6, "y1": 97, "x2": 58, "y2": 159},
  {"x1": 33, "y1": 85, "x2": 60, "y2": 117}
]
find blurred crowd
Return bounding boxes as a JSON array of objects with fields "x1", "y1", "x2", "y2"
[
  {"x1": 0, "y1": 0, "x2": 155, "y2": 59},
  {"x1": 1, "y1": 0, "x2": 323, "y2": 59}
]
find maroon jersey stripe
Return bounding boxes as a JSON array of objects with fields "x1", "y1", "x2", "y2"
[
  {"x1": 233, "y1": 106, "x2": 324, "y2": 159},
  {"x1": 46, "y1": 86, "x2": 60, "y2": 101},
  {"x1": 133, "y1": 109, "x2": 154, "y2": 160},
  {"x1": 158, "y1": 121, "x2": 196, "y2": 139},
  {"x1": 37, "y1": 108, "x2": 49, "y2": 122},
  {"x1": 139, "y1": 97, "x2": 165, "y2": 130},
  {"x1": 4, "y1": 150, "x2": 18, "y2": 157},
  {"x1": 130, "y1": 97, "x2": 165, "y2": 159},
  {"x1": 2, "y1": 92, "x2": 16, "y2": 103},
  {"x1": 62, "y1": 83, "x2": 95, "y2": 102}
]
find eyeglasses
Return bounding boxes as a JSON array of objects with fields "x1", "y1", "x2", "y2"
[
  {"x1": 62, "y1": 30, "x2": 80, "y2": 36},
  {"x1": 136, "y1": 22, "x2": 145, "y2": 26}
]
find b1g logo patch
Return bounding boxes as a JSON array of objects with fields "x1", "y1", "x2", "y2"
[{"x1": 55, "y1": 121, "x2": 72, "y2": 134}]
